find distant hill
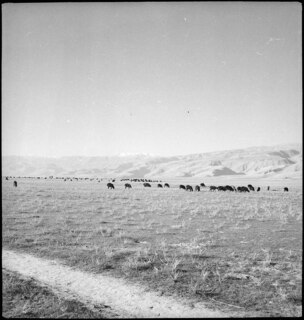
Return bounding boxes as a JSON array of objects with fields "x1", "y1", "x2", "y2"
[{"x1": 2, "y1": 143, "x2": 302, "y2": 179}]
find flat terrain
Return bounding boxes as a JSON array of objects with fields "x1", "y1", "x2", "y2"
[
  {"x1": 3, "y1": 250, "x2": 228, "y2": 318},
  {"x1": 2, "y1": 177, "x2": 302, "y2": 317},
  {"x1": 2, "y1": 268, "x2": 116, "y2": 319}
]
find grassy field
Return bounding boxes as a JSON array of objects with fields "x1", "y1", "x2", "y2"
[
  {"x1": 2, "y1": 269, "x2": 118, "y2": 318},
  {"x1": 2, "y1": 178, "x2": 302, "y2": 317}
]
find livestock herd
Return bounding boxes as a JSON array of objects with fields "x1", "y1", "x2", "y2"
[
  {"x1": 105, "y1": 181, "x2": 288, "y2": 192},
  {"x1": 178, "y1": 184, "x2": 289, "y2": 192},
  {"x1": 4, "y1": 176, "x2": 289, "y2": 192}
]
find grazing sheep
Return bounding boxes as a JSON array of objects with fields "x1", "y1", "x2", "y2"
[
  {"x1": 248, "y1": 184, "x2": 255, "y2": 191},
  {"x1": 209, "y1": 186, "x2": 218, "y2": 191},
  {"x1": 157, "y1": 184, "x2": 163, "y2": 188},
  {"x1": 200, "y1": 183, "x2": 206, "y2": 187},
  {"x1": 267, "y1": 186, "x2": 270, "y2": 191},
  {"x1": 195, "y1": 185, "x2": 200, "y2": 191},
  {"x1": 237, "y1": 186, "x2": 250, "y2": 193},
  {"x1": 186, "y1": 185, "x2": 193, "y2": 192},
  {"x1": 143, "y1": 183, "x2": 151, "y2": 187},
  {"x1": 257, "y1": 187, "x2": 261, "y2": 192},
  {"x1": 164, "y1": 183, "x2": 170, "y2": 188},
  {"x1": 179, "y1": 185, "x2": 186, "y2": 190},
  {"x1": 13, "y1": 181, "x2": 17, "y2": 187},
  {"x1": 125, "y1": 183, "x2": 132, "y2": 189},
  {"x1": 107, "y1": 183, "x2": 115, "y2": 189},
  {"x1": 225, "y1": 185, "x2": 234, "y2": 192},
  {"x1": 284, "y1": 187, "x2": 289, "y2": 192},
  {"x1": 218, "y1": 186, "x2": 227, "y2": 192}
]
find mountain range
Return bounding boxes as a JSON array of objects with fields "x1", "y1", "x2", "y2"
[{"x1": 2, "y1": 143, "x2": 302, "y2": 179}]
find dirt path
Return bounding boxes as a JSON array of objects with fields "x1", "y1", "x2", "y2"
[{"x1": 2, "y1": 249, "x2": 243, "y2": 318}]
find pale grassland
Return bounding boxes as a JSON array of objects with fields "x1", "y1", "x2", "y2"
[
  {"x1": 2, "y1": 269, "x2": 118, "y2": 318},
  {"x1": 2, "y1": 178, "x2": 302, "y2": 317}
]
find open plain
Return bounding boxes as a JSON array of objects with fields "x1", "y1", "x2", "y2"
[
  {"x1": 2, "y1": 177, "x2": 302, "y2": 317},
  {"x1": 3, "y1": 2, "x2": 302, "y2": 318}
]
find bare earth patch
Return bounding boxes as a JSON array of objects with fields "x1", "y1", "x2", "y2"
[{"x1": 3, "y1": 249, "x2": 240, "y2": 318}]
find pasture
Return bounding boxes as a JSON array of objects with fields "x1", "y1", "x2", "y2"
[
  {"x1": 2, "y1": 268, "x2": 115, "y2": 318},
  {"x1": 2, "y1": 177, "x2": 302, "y2": 317}
]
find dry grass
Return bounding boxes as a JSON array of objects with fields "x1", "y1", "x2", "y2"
[
  {"x1": 2, "y1": 269, "x2": 118, "y2": 318},
  {"x1": 2, "y1": 178, "x2": 302, "y2": 317}
]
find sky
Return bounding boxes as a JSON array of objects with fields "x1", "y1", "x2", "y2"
[{"x1": 2, "y1": 2, "x2": 302, "y2": 157}]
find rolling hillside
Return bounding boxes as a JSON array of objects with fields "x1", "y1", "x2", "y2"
[{"x1": 2, "y1": 143, "x2": 302, "y2": 179}]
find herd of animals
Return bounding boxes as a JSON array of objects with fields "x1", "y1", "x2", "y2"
[
  {"x1": 107, "y1": 181, "x2": 289, "y2": 192},
  {"x1": 4, "y1": 176, "x2": 289, "y2": 192}
]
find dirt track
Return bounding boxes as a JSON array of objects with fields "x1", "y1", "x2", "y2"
[{"x1": 3, "y1": 249, "x2": 241, "y2": 318}]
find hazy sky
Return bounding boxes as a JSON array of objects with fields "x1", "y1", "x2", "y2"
[{"x1": 2, "y1": 2, "x2": 302, "y2": 157}]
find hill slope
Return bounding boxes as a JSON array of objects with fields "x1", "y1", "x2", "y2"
[{"x1": 2, "y1": 144, "x2": 302, "y2": 179}]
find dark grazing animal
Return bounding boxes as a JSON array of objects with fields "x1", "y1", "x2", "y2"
[
  {"x1": 267, "y1": 186, "x2": 270, "y2": 191},
  {"x1": 257, "y1": 187, "x2": 261, "y2": 192},
  {"x1": 13, "y1": 181, "x2": 17, "y2": 187},
  {"x1": 125, "y1": 183, "x2": 132, "y2": 189},
  {"x1": 186, "y1": 185, "x2": 193, "y2": 192},
  {"x1": 237, "y1": 186, "x2": 250, "y2": 193},
  {"x1": 218, "y1": 186, "x2": 227, "y2": 191},
  {"x1": 107, "y1": 183, "x2": 115, "y2": 189},
  {"x1": 225, "y1": 185, "x2": 234, "y2": 192},
  {"x1": 143, "y1": 183, "x2": 151, "y2": 187},
  {"x1": 195, "y1": 185, "x2": 200, "y2": 191},
  {"x1": 284, "y1": 187, "x2": 289, "y2": 192},
  {"x1": 248, "y1": 184, "x2": 255, "y2": 191},
  {"x1": 164, "y1": 183, "x2": 170, "y2": 188},
  {"x1": 157, "y1": 184, "x2": 163, "y2": 188},
  {"x1": 200, "y1": 183, "x2": 206, "y2": 187},
  {"x1": 5, "y1": 177, "x2": 9, "y2": 180},
  {"x1": 209, "y1": 186, "x2": 218, "y2": 191},
  {"x1": 179, "y1": 184, "x2": 186, "y2": 190}
]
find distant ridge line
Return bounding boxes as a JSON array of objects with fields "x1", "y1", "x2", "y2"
[{"x1": 2, "y1": 144, "x2": 302, "y2": 179}]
